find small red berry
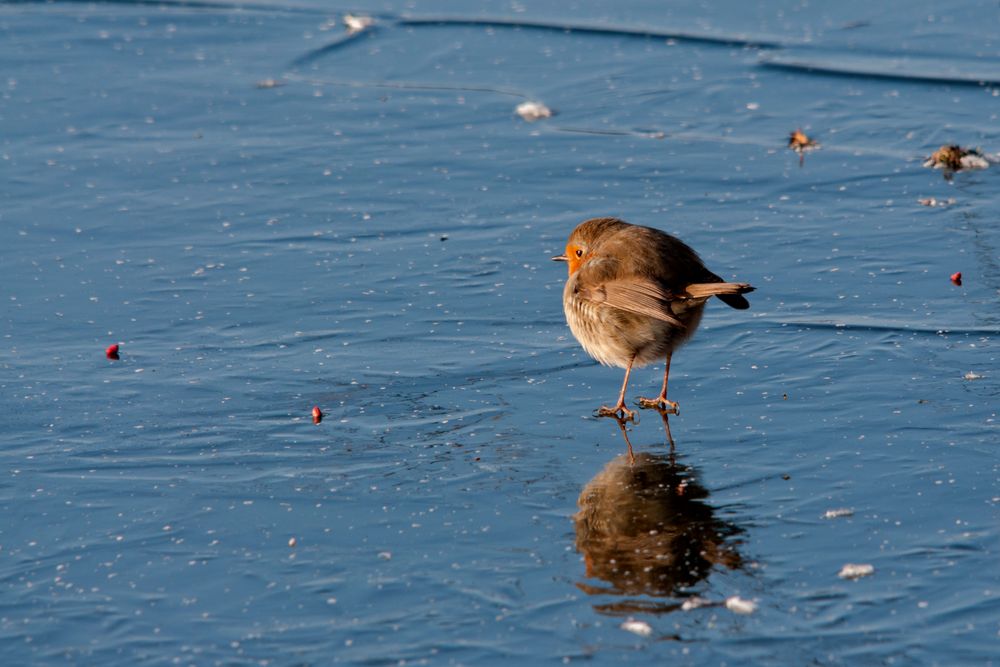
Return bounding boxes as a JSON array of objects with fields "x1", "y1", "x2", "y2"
[
  {"x1": 312, "y1": 406, "x2": 323, "y2": 424},
  {"x1": 106, "y1": 343, "x2": 120, "y2": 360},
  {"x1": 950, "y1": 272, "x2": 962, "y2": 286}
]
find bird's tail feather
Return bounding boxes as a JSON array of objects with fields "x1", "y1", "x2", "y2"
[{"x1": 683, "y1": 282, "x2": 754, "y2": 309}]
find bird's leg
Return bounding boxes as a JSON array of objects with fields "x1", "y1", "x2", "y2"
[
  {"x1": 611, "y1": 415, "x2": 636, "y2": 465},
  {"x1": 637, "y1": 352, "x2": 679, "y2": 414},
  {"x1": 655, "y1": 406, "x2": 676, "y2": 452},
  {"x1": 596, "y1": 354, "x2": 637, "y2": 422}
]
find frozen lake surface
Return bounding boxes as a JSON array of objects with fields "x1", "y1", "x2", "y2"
[{"x1": 2, "y1": 1, "x2": 998, "y2": 664}]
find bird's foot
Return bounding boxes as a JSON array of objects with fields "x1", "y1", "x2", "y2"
[
  {"x1": 596, "y1": 403, "x2": 636, "y2": 422},
  {"x1": 637, "y1": 395, "x2": 679, "y2": 414}
]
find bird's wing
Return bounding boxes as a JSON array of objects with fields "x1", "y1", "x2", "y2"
[{"x1": 577, "y1": 278, "x2": 684, "y2": 327}]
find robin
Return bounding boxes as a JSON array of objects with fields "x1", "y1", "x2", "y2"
[
  {"x1": 787, "y1": 129, "x2": 819, "y2": 167},
  {"x1": 553, "y1": 217, "x2": 754, "y2": 421}
]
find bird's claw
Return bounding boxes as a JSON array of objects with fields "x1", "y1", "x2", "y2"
[
  {"x1": 596, "y1": 404, "x2": 637, "y2": 422},
  {"x1": 636, "y1": 396, "x2": 679, "y2": 415}
]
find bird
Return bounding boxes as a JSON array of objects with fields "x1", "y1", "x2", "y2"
[
  {"x1": 787, "y1": 129, "x2": 819, "y2": 167},
  {"x1": 553, "y1": 217, "x2": 754, "y2": 421}
]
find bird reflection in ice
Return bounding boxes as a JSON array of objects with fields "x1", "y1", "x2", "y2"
[{"x1": 574, "y1": 427, "x2": 744, "y2": 615}]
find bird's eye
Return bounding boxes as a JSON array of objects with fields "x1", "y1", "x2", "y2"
[{"x1": 575, "y1": 249, "x2": 584, "y2": 258}]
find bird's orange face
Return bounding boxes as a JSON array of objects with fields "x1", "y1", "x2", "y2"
[
  {"x1": 553, "y1": 240, "x2": 589, "y2": 276},
  {"x1": 564, "y1": 242, "x2": 588, "y2": 275}
]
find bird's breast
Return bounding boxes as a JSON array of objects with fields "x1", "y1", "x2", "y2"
[{"x1": 562, "y1": 277, "x2": 703, "y2": 368}]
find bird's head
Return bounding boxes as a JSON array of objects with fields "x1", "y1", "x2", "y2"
[
  {"x1": 551, "y1": 217, "x2": 625, "y2": 276},
  {"x1": 551, "y1": 238, "x2": 590, "y2": 275}
]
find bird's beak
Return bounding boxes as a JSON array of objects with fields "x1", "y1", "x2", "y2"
[{"x1": 551, "y1": 254, "x2": 568, "y2": 262}]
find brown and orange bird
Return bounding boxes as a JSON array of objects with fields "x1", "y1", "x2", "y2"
[
  {"x1": 922, "y1": 144, "x2": 990, "y2": 173},
  {"x1": 553, "y1": 217, "x2": 754, "y2": 421},
  {"x1": 788, "y1": 129, "x2": 819, "y2": 166}
]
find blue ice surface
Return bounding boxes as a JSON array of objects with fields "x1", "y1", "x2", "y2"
[{"x1": 1, "y1": 1, "x2": 998, "y2": 664}]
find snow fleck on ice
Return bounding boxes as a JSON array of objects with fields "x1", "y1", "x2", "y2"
[
  {"x1": 620, "y1": 619, "x2": 652, "y2": 637},
  {"x1": 839, "y1": 563, "x2": 875, "y2": 580}
]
